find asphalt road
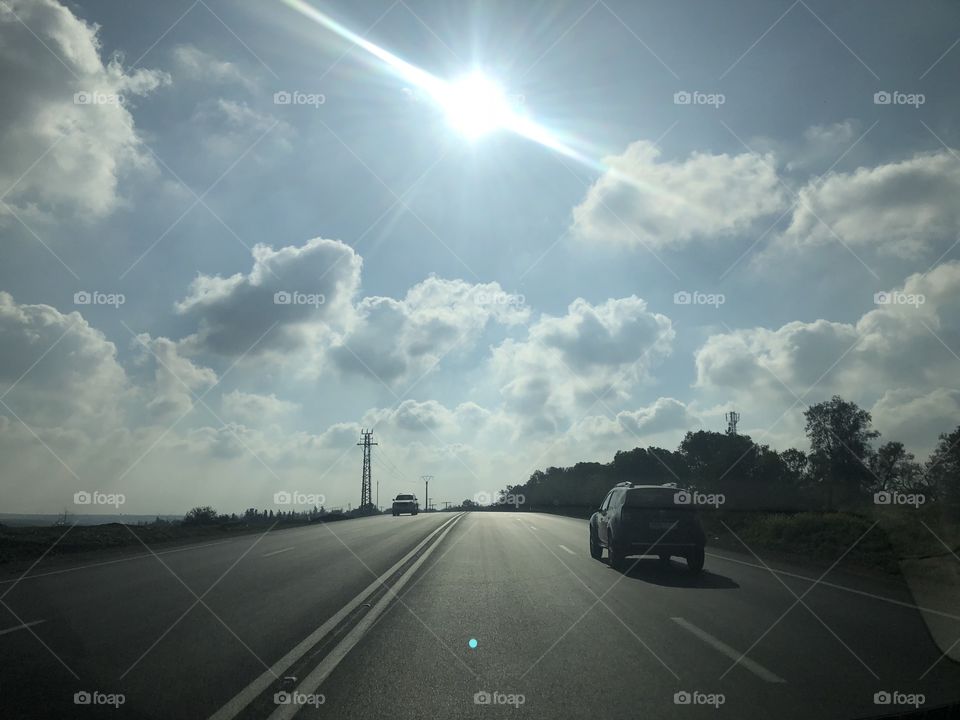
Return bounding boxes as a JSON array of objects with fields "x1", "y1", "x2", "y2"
[{"x1": 1, "y1": 511, "x2": 958, "y2": 719}]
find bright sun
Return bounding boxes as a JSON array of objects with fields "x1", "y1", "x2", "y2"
[{"x1": 441, "y1": 72, "x2": 513, "y2": 139}]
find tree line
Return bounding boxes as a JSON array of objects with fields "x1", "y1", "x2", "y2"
[{"x1": 500, "y1": 396, "x2": 960, "y2": 513}]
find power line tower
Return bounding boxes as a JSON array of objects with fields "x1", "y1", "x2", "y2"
[
  {"x1": 357, "y1": 429, "x2": 378, "y2": 512},
  {"x1": 421, "y1": 475, "x2": 433, "y2": 512},
  {"x1": 725, "y1": 411, "x2": 740, "y2": 435}
]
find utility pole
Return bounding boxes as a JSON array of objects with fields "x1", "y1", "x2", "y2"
[
  {"x1": 357, "y1": 429, "x2": 378, "y2": 512},
  {"x1": 376, "y1": 480, "x2": 379, "y2": 511},
  {"x1": 421, "y1": 475, "x2": 433, "y2": 512}
]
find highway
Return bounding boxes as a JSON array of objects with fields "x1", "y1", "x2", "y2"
[{"x1": 1, "y1": 511, "x2": 958, "y2": 719}]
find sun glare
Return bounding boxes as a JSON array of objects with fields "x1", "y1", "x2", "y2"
[{"x1": 441, "y1": 72, "x2": 513, "y2": 139}]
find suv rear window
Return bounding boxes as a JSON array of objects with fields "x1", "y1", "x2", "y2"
[
  {"x1": 396, "y1": 494, "x2": 414, "y2": 501},
  {"x1": 624, "y1": 488, "x2": 685, "y2": 508}
]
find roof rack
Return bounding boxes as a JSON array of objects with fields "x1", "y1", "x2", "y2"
[{"x1": 614, "y1": 481, "x2": 633, "y2": 488}]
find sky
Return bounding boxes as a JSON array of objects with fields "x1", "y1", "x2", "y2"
[{"x1": 2, "y1": 0, "x2": 959, "y2": 515}]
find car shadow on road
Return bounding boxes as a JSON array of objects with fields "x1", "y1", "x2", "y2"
[{"x1": 610, "y1": 558, "x2": 740, "y2": 589}]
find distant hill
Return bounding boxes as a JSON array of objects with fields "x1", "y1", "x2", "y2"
[{"x1": 0, "y1": 513, "x2": 183, "y2": 527}]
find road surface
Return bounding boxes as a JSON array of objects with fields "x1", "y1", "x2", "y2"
[{"x1": 1, "y1": 512, "x2": 958, "y2": 719}]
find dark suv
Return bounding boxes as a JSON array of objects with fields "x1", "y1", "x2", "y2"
[{"x1": 589, "y1": 483, "x2": 706, "y2": 573}]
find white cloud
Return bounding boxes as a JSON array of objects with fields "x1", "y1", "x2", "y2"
[
  {"x1": 779, "y1": 150, "x2": 960, "y2": 257},
  {"x1": 177, "y1": 237, "x2": 362, "y2": 357},
  {"x1": 571, "y1": 141, "x2": 786, "y2": 248},
  {"x1": 221, "y1": 390, "x2": 298, "y2": 425},
  {"x1": 171, "y1": 45, "x2": 256, "y2": 91},
  {"x1": 492, "y1": 296, "x2": 674, "y2": 431},
  {"x1": 694, "y1": 262, "x2": 960, "y2": 453},
  {"x1": 572, "y1": 397, "x2": 698, "y2": 441},
  {"x1": 0, "y1": 0, "x2": 169, "y2": 220},
  {"x1": 132, "y1": 335, "x2": 217, "y2": 421},
  {"x1": 329, "y1": 276, "x2": 528, "y2": 387},
  {"x1": 0, "y1": 291, "x2": 129, "y2": 429}
]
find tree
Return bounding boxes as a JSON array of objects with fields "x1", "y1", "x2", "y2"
[
  {"x1": 868, "y1": 441, "x2": 916, "y2": 493},
  {"x1": 927, "y1": 426, "x2": 960, "y2": 505},
  {"x1": 183, "y1": 506, "x2": 218, "y2": 525},
  {"x1": 804, "y1": 396, "x2": 879, "y2": 508}
]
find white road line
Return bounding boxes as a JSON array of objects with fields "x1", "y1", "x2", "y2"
[
  {"x1": 208, "y1": 513, "x2": 463, "y2": 720},
  {"x1": 267, "y1": 514, "x2": 464, "y2": 720},
  {"x1": 0, "y1": 619, "x2": 46, "y2": 636},
  {"x1": 706, "y1": 552, "x2": 960, "y2": 623},
  {"x1": 671, "y1": 617, "x2": 785, "y2": 683},
  {"x1": 262, "y1": 547, "x2": 295, "y2": 558},
  {"x1": 530, "y1": 525, "x2": 537, "y2": 530},
  {"x1": 558, "y1": 544, "x2": 576, "y2": 555}
]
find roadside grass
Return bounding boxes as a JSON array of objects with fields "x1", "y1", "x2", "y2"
[
  {"x1": 0, "y1": 515, "x2": 354, "y2": 566},
  {"x1": 704, "y1": 504, "x2": 960, "y2": 575}
]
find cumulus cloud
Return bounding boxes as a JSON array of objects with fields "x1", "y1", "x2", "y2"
[
  {"x1": 0, "y1": 292, "x2": 128, "y2": 429},
  {"x1": 330, "y1": 276, "x2": 528, "y2": 387},
  {"x1": 694, "y1": 262, "x2": 960, "y2": 452},
  {"x1": 779, "y1": 150, "x2": 960, "y2": 258},
  {"x1": 221, "y1": 390, "x2": 298, "y2": 425},
  {"x1": 572, "y1": 397, "x2": 698, "y2": 441},
  {"x1": 177, "y1": 237, "x2": 362, "y2": 357},
  {"x1": 492, "y1": 296, "x2": 674, "y2": 431},
  {"x1": 132, "y1": 335, "x2": 217, "y2": 420},
  {"x1": 571, "y1": 141, "x2": 786, "y2": 248},
  {"x1": 0, "y1": 0, "x2": 169, "y2": 220}
]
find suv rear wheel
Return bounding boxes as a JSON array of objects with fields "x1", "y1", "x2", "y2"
[
  {"x1": 607, "y1": 535, "x2": 625, "y2": 571},
  {"x1": 589, "y1": 528, "x2": 602, "y2": 560},
  {"x1": 686, "y1": 546, "x2": 705, "y2": 574}
]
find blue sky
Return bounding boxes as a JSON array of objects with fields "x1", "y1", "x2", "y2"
[{"x1": 2, "y1": 0, "x2": 960, "y2": 514}]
